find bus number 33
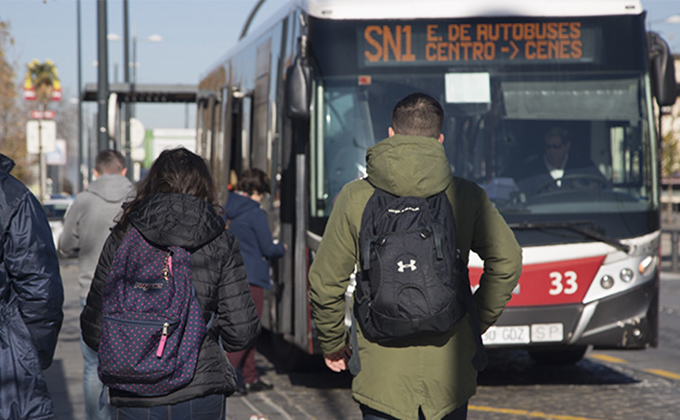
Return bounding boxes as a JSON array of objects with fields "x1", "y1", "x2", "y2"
[{"x1": 548, "y1": 271, "x2": 578, "y2": 295}]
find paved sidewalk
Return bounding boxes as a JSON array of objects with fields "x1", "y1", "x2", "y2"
[
  {"x1": 45, "y1": 260, "x2": 85, "y2": 420},
  {"x1": 43, "y1": 226, "x2": 680, "y2": 420}
]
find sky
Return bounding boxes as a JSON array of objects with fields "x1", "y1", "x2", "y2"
[
  {"x1": 0, "y1": 0, "x2": 292, "y2": 131},
  {"x1": 1, "y1": 0, "x2": 680, "y2": 131}
]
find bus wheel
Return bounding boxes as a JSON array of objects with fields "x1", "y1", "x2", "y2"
[{"x1": 528, "y1": 346, "x2": 587, "y2": 365}]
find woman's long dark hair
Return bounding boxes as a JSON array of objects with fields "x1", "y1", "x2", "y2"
[{"x1": 115, "y1": 147, "x2": 218, "y2": 234}]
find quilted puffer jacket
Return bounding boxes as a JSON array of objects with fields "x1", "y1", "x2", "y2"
[
  {"x1": 0, "y1": 154, "x2": 64, "y2": 420},
  {"x1": 80, "y1": 193, "x2": 260, "y2": 407}
]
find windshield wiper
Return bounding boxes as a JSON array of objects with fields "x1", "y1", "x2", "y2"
[{"x1": 508, "y1": 220, "x2": 630, "y2": 253}]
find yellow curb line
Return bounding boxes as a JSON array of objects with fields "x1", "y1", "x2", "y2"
[
  {"x1": 644, "y1": 369, "x2": 680, "y2": 380},
  {"x1": 588, "y1": 353, "x2": 628, "y2": 364},
  {"x1": 590, "y1": 354, "x2": 680, "y2": 380},
  {"x1": 469, "y1": 405, "x2": 604, "y2": 420}
]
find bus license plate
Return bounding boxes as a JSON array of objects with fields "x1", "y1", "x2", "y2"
[{"x1": 481, "y1": 323, "x2": 563, "y2": 345}]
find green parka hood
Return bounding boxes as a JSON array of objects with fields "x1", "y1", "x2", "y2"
[{"x1": 366, "y1": 134, "x2": 453, "y2": 197}]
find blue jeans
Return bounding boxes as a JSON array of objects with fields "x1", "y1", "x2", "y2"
[
  {"x1": 81, "y1": 298, "x2": 112, "y2": 420},
  {"x1": 109, "y1": 393, "x2": 226, "y2": 420},
  {"x1": 360, "y1": 403, "x2": 468, "y2": 420}
]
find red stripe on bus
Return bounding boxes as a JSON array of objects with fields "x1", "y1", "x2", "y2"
[{"x1": 469, "y1": 255, "x2": 606, "y2": 306}]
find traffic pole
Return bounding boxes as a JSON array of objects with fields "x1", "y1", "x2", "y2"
[{"x1": 97, "y1": 0, "x2": 110, "y2": 153}]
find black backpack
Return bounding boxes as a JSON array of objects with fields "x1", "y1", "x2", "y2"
[{"x1": 353, "y1": 186, "x2": 467, "y2": 343}]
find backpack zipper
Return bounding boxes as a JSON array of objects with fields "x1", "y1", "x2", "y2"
[
  {"x1": 162, "y1": 251, "x2": 173, "y2": 281},
  {"x1": 156, "y1": 322, "x2": 170, "y2": 357}
]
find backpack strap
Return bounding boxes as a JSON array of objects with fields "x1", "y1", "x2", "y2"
[
  {"x1": 348, "y1": 309, "x2": 362, "y2": 376},
  {"x1": 360, "y1": 180, "x2": 389, "y2": 272},
  {"x1": 361, "y1": 235, "x2": 380, "y2": 271},
  {"x1": 429, "y1": 225, "x2": 444, "y2": 260}
]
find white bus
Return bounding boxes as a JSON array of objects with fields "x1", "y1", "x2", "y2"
[{"x1": 196, "y1": 0, "x2": 676, "y2": 366}]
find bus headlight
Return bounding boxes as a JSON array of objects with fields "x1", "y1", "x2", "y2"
[
  {"x1": 600, "y1": 275, "x2": 614, "y2": 289},
  {"x1": 638, "y1": 256, "x2": 655, "y2": 275},
  {"x1": 620, "y1": 268, "x2": 634, "y2": 283}
]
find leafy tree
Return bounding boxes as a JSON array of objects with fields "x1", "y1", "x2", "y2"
[{"x1": 0, "y1": 20, "x2": 31, "y2": 183}]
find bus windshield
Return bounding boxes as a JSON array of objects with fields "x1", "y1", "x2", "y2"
[{"x1": 308, "y1": 14, "x2": 658, "y2": 243}]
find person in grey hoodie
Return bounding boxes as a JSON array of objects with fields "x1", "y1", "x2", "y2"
[{"x1": 59, "y1": 149, "x2": 133, "y2": 420}]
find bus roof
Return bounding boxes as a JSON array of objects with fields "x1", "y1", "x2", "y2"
[{"x1": 299, "y1": 0, "x2": 643, "y2": 19}]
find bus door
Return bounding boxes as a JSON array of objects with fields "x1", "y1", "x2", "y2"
[{"x1": 253, "y1": 39, "x2": 272, "y2": 173}]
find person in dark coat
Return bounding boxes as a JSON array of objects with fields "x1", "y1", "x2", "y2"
[
  {"x1": 80, "y1": 148, "x2": 260, "y2": 419},
  {"x1": 223, "y1": 168, "x2": 286, "y2": 395},
  {"x1": 0, "y1": 153, "x2": 64, "y2": 420}
]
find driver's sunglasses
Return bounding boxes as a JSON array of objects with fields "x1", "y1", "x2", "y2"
[{"x1": 545, "y1": 143, "x2": 565, "y2": 150}]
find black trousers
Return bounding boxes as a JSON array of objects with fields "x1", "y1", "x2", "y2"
[{"x1": 360, "y1": 402, "x2": 468, "y2": 420}]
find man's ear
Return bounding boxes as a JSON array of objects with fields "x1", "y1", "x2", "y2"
[
  {"x1": 388, "y1": 127, "x2": 395, "y2": 137},
  {"x1": 121, "y1": 167, "x2": 128, "y2": 177},
  {"x1": 93, "y1": 169, "x2": 101, "y2": 179},
  {"x1": 438, "y1": 133, "x2": 444, "y2": 144}
]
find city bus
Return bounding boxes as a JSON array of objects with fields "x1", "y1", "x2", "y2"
[{"x1": 195, "y1": 0, "x2": 676, "y2": 366}]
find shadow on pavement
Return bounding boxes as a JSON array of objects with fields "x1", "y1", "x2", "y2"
[
  {"x1": 479, "y1": 349, "x2": 637, "y2": 386},
  {"x1": 256, "y1": 329, "x2": 352, "y2": 389}
]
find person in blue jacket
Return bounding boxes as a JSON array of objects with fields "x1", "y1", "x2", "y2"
[
  {"x1": 0, "y1": 153, "x2": 64, "y2": 420},
  {"x1": 223, "y1": 168, "x2": 286, "y2": 395}
]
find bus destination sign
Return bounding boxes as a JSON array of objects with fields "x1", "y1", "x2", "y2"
[{"x1": 359, "y1": 21, "x2": 597, "y2": 67}]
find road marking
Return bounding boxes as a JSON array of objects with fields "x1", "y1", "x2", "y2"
[
  {"x1": 470, "y1": 405, "x2": 604, "y2": 420},
  {"x1": 588, "y1": 353, "x2": 628, "y2": 364},
  {"x1": 644, "y1": 369, "x2": 680, "y2": 380},
  {"x1": 241, "y1": 396, "x2": 265, "y2": 416},
  {"x1": 590, "y1": 353, "x2": 680, "y2": 380},
  {"x1": 256, "y1": 393, "x2": 296, "y2": 420}
]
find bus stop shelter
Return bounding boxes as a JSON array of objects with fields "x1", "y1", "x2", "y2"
[
  {"x1": 81, "y1": 83, "x2": 197, "y2": 104},
  {"x1": 80, "y1": 83, "x2": 197, "y2": 181}
]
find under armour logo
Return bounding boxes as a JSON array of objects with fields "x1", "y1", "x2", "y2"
[{"x1": 397, "y1": 259, "x2": 417, "y2": 272}]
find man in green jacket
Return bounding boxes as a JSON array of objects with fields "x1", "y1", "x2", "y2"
[{"x1": 308, "y1": 93, "x2": 522, "y2": 420}]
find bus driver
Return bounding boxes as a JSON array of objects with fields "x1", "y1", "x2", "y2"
[{"x1": 515, "y1": 127, "x2": 608, "y2": 196}]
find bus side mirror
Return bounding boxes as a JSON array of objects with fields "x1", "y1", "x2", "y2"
[
  {"x1": 285, "y1": 54, "x2": 312, "y2": 120},
  {"x1": 647, "y1": 31, "x2": 677, "y2": 107}
]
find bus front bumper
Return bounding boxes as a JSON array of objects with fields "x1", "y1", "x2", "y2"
[{"x1": 485, "y1": 278, "x2": 659, "y2": 350}]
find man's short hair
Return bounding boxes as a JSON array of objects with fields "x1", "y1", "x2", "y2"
[
  {"x1": 391, "y1": 93, "x2": 444, "y2": 139},
  {"x1": 545, "y1": 127, "x2": 569, "y2": 143},
  {"x1": 95, "y1": 150, "x2": 126, "y2": 175}
]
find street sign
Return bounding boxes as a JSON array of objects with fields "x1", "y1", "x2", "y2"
[
  {"x1": 26, "y1": 120, "x2": 57, "y2": 154},
  {"x1": 30, "y1": 110, "x2": 56, "y2": 120},
  {"x1": 46, "y1": 139, "x2": 67, "y2": 166}
]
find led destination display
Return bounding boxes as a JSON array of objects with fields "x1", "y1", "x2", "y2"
[{"x1": 359, "y1": 20, "x2": 598, "y2": 66}]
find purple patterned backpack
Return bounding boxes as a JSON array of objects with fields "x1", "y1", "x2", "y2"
[{"x1": 98, "y1": 227, "x2": 206, "y2": 396}]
